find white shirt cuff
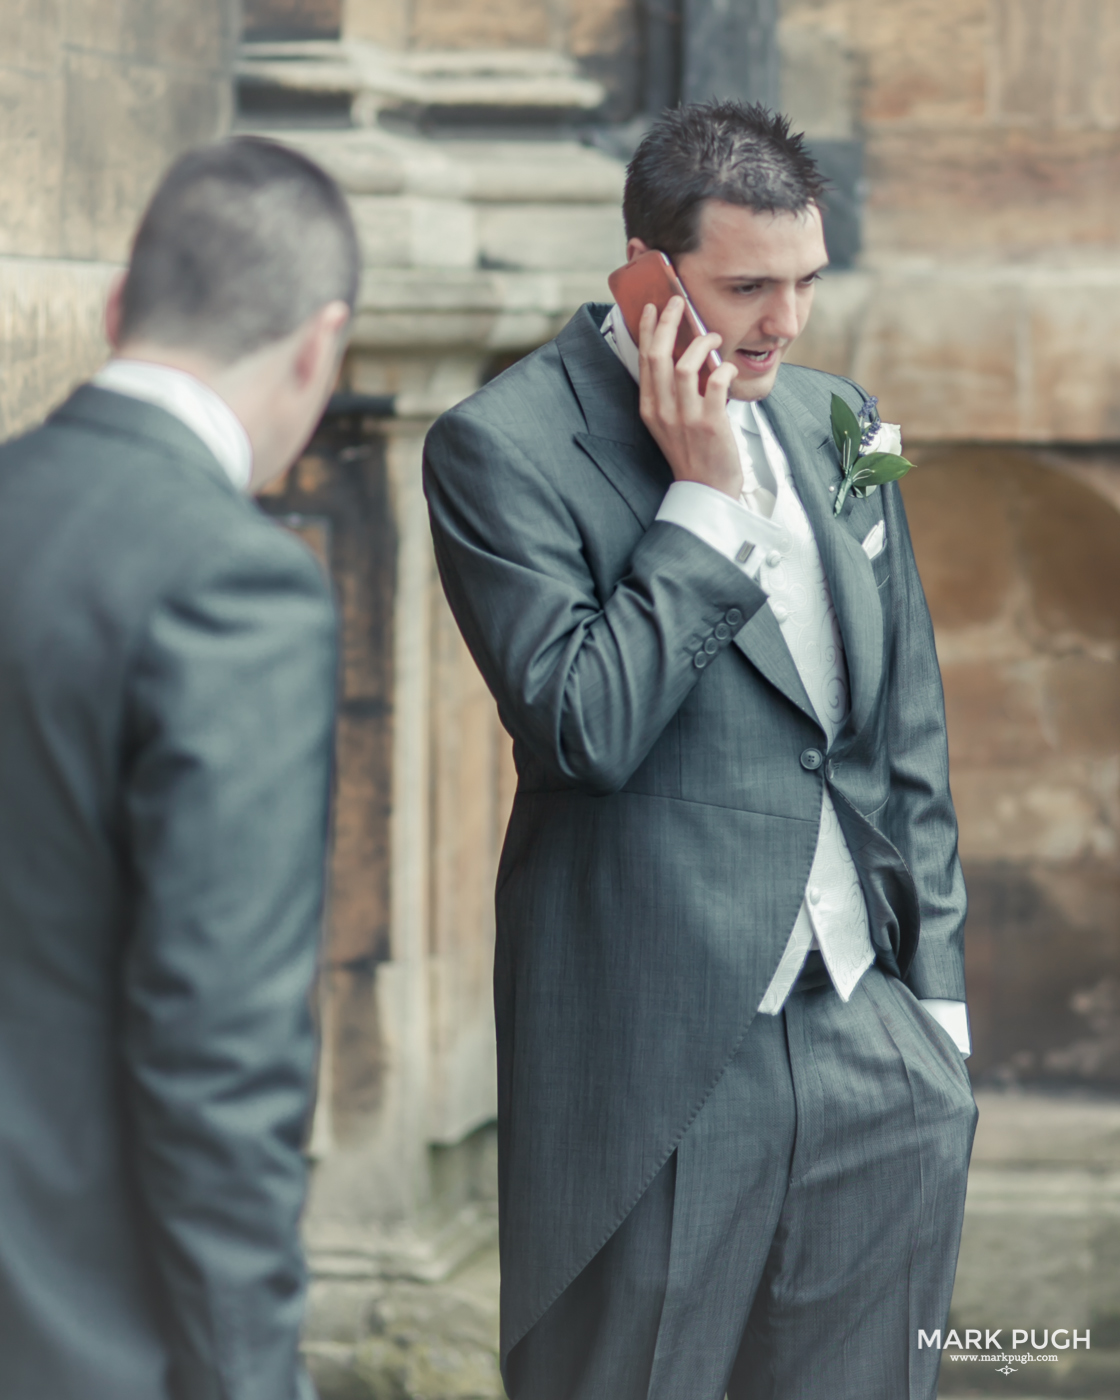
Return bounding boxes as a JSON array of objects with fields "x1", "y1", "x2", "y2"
[
  {"x1": 655, "y1": 481, "x2": 789, "y2": 569},
  {"x1": 920, "y1": 999, "x2": 971, "y2": 1057}
]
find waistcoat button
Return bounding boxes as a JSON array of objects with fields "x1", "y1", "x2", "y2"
[{"x1": 800, "y1": 748, "x2": 823, "y2": 771}]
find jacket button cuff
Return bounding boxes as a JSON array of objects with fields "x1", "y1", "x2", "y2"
[
  {"x1": 726, "y1": 608, "x2": 743, "y2": 628},
  {"x1": 703, "y1": 636, "x2": 719, "y2": 655},
  {"x1": 694, "y1": 650, "x2": 709, "y2": 668},
  {"x1": 714, "y1": 622, "x2": 731, "y2": 641}
]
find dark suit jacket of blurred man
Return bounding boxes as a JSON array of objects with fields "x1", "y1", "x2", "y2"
[{"x1": 0, "y1": 383, "x2": 335, "y2": 1398}]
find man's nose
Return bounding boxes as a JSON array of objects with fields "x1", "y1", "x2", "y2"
[{"x1": 758, "y1": 286, "x2": 800, "y2": 342}]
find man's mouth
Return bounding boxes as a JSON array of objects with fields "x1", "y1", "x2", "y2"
[{"x1": 735, "y1": 346, "x2": 783, "y2": 371}]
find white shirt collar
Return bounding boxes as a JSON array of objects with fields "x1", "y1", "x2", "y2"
[{"x1": 91, "y1": 360, "x2": 254, "y2": 492}]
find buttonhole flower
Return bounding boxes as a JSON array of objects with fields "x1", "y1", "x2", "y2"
[{"x1": 831, "y1": 394, "x2": 913, "y2": 516}]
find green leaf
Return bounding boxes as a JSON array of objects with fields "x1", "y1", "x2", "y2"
[
  {"x1": 830, "y1": 394, "x2": 862, "y2": 472},
  {"x1": 849, "y1": 451, "x2": 914, "y2": 487}
]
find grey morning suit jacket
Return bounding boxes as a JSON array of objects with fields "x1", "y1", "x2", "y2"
[
  {"x1": 0, "y1": 388, "x2": 336, "y2": 1399},
  {"x1": 423, "y1": 303, "x2": 967, "y2": 1366}
]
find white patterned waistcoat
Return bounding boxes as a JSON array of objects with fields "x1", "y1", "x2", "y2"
[{"x1": 735, "y1": 401, "x2": 876, "y2": 1012}]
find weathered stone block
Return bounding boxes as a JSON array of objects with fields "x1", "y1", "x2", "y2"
[
  {"x1": 941, "y1": 662, "x2": 1050, "y2": 768},
  {"x1": 0, "y1": 0, "x2": 63, "y2": 74},
  {"x1": 450, "y1": 142, "x2": 624, "y2": 205},
  {"x1": 351, "y1": 196, "x2": 479, "y2": 269},
  {"x1": 787, "y1": 272, "x2": 872, "y2": 378},
  {"x1": 1046, "y1": 659, "x2": 1120, "y2": 757},
  {"x1": 858, "y1": 0, "x2": 988, "y2": 126},
  {"x1": 66, "y1": 0, "x2": 232, "y2": 69},
  {"x1": 344, "y1": 0, "x2": 410, "y2": 49},
  {"x1": 0, "y1": 256, "x2": 115, "y2": 440},
  {"x1": 568, "y1": 0, "x2": 636, "y2": 58},
  {"x1": 0, "y1": 67, "x2": 65, "y2": 258},
  {"x1": 1016, "y1": 459, "x2": 1120, "y2": 644},
  {"x1": 864, "y1": 128, "x2": 1120, "y2": 256},
  {"x1": 779, "y1": 17, "x2": 856, "y2": 140},
  {"x1": 952, "y1": 760, "x2": 1117, "y2": 864},
  {"x1": 477, "y1": 203, "x2": 625, "y2": 272},
  {"x1": 1025, "y1": 278, "x2": 1120, "y2": 442},
  {"x1": 410, "y1": 0, "x2": 553, "y2": 51},
  {"x1": 963, "y1": 860, "x2": 1120, "y2": 1084},
  {"x1": 245, "y1": 0, "x2": 340, "y2": 41},
  {"x1": 304, "y1": 1250, "x2": 502, "y2": 1400},
  {"x1": 992, "y1": 0, "x2": 1120, "y2": 129},
  {"x1": 61, "y1": 51, "x2": 231, "y2": 262},
  {"x1": 851, "y1": 273, "x2": 1021, "y2": 439},
  {"x1": 899, "y1": 451, "x2": 1018, "y2": 630}
]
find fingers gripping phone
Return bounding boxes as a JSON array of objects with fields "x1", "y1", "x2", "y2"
[{"x1": 607, "y1": 250, "x2": 723, "y2": 393}]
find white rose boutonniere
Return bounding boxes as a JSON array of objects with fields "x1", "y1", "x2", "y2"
[{"x1": 831, "y1": 394, "x2": 913, "y2": 516}]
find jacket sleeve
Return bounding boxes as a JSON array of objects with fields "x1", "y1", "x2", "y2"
[
  {"x1": 423, "y1": 406, "x2": 764, "y2": 793},
  {"x1": 880, "y1": 481, "x2": 968, "y2": 1001},
  {"x1": 119, "y1": 525, "x2": 337, "y2": 1400}
]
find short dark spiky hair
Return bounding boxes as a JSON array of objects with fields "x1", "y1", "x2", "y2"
[
  {"x1": 120, "y1": 137, "x2": 360, "y2": 364},
  {"x1": 623, "y1": 102, "x2": 827, "y2": 257}
]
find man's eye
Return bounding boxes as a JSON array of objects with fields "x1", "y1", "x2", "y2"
[
  {"x1": 732, "y1": 283, "x2": 762, "y2": 295},
  {"x1": 800, "y1": 273, "x2": 822, "y2": 287}
]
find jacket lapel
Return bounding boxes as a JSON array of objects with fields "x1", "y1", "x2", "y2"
[
  {"x1": 763, "y1": 374, "x2": 885, "y2": 740},
  {"x1": 558, "y1": 307, "x2": 828, "y2": 727},
  {"x1": 560, "y1": 305, "x2": 673, "y2": 529},
  {"x1": 732, "y1": 606, "x2": 819, "y2": 726}
]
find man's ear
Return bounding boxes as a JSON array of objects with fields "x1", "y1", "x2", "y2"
[
  {"x1": 626, "y1": 238, "x2": 650, "y2": 264},
  {"x1": 293, "y1": 300, "x2": 351, "y2": 387},
  {"x1": 104, "y1": 271, "x2": 128, "y2": 350}
]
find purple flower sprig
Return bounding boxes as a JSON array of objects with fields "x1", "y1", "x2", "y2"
[{"x1": 831, "y1": 393, "x2": 914, "y2": 516}]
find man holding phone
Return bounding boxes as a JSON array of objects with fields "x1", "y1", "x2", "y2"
[{"x1": 424, "y1": 102, "x2": 975, "y2": 1400}]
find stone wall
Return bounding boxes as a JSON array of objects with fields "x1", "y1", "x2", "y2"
[
  {"x1": 904, "y1": 447, "x2": 1120, "y2": 1087},
  {"x1": 783, "y1": 0, "x2": 1120, "y2": 440},
  {"x1": 0, "y1": 0, "x2": 235, "y2": 438}
]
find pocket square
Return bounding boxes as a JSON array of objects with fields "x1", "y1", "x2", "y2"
[{"x1": 861, "y1": 521, "x2": 886, "y2": 560}]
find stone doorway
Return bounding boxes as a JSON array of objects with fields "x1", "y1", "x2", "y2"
[{"x1": 902, "y1": 446, "x2": 1120, "y2": 1089}]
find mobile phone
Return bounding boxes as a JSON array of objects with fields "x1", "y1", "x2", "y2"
[{"x1": 607, "y1": 250, "x2": 723, "y2": 393}]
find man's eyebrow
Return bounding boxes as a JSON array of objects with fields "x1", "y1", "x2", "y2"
[{"x1": 717, "y1": 263, "x2": 830, "y2": 283}]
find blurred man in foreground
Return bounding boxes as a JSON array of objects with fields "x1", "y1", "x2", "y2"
[{"x1": 0, "y1": 137, "x2": 357, "y2": 1399}]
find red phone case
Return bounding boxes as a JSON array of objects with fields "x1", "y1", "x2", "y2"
[{"x1": 607, "y1": 250, "x2": 723, "y2": 391}]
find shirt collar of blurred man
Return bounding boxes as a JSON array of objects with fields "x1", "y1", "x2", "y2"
[{"x1": 92, "y1": 358, "x2": 253, "y2": 490}]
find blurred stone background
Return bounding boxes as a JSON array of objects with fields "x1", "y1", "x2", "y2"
[{"x1": 3, "y1": 2, "x2": 1120, "y2": 1396}]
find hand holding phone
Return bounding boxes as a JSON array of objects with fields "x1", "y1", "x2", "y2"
[
  {"x1": 608, "y1": 250, "x2": 723, "y2": 393},
  {"x1": 608, "y1": 250, "x2": 743, "y2": 500}
]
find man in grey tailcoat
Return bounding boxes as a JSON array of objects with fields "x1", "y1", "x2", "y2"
[
  {"x1": 0, "y1": 140, "x2": 357, "y2": 1399},
  {"x1": 424, "y1": 103, "x2": 977, "y2": 1399}
]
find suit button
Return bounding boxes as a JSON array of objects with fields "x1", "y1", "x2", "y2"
[
  {"x1": 771, "y1": 602, "x2": 789, "y2": 623},
  {"x1": 809, "y1": 886, "x2": 822, "y2": 905},
  {"x1": 704, "y1": 636, "x2": 718, "y2": 655},
  {"x1": 694, "y1": 650, "x2": 709, "y2": 668},
  {"x1": 726, "y1": 608, "x2": 743, "y2": 628},
  {"x1": 715, "y1": 622, "x2": 731, "y2": 641},
  {"x1": 800, "y1": 748, "x2": 823, "y2": 771}
]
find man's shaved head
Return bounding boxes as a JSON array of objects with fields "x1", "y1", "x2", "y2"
[{"x1": 119, "y1": 137, "x2": 360, "y2": 364}]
